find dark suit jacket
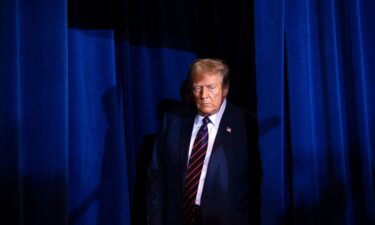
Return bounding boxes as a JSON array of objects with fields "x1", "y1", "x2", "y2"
[{"x1": 146, "y1": 101, "x2": 261, "y2": 225}]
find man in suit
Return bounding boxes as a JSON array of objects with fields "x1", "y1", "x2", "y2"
[{"x1": 146, "y1": 58, "x2": 261, "y2": 225}]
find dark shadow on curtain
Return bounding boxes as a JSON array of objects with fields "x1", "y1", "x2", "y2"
[
  {"x1": 1, "y1": 125, "x2": 68, "y2": 225},
  {"x1": 346, "y1": 122, "x2": 374, "y2": 225},
  {"x1": 0, "y1": 148, "x2": 67, "y2": 225},
  {"x1": 97, "y1": 86, "x2": 124, "y2": 225},
  {"x1": 22, "y1": 175, "x2": 68, "y2": 225},
  {"x1": 0, "y1": 124, "x2": 21, "y2": 225},
  {"x1": 131, "y1": 134, "x2": 155, "y2": 225},
  {"x1": 258, "y1": 116, "x2": 281, "y2": 136},
  {"x1": 69, "y1": 86, "x2": 123, "y2": 225},
  {"x1": 276, "y1": 150, "x2": 348, "y2": 225},
  {"x1": 131, "y1": 98, "x2": 187, "y2": 225},
  {"x1": 68, "y1": 0, "x2": 257, "y2": 112}
]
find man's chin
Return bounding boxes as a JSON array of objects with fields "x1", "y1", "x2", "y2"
[{"x1": 198, "y1": 108, "x2": 214, "y2": 116}]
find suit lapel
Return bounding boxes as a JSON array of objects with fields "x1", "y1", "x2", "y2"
[
  {"x1": 179, "y1": 112, "x2": 195, "y2": 189},
  {"x1": 212, "y1": 102, "x2": 235, "y2": 151},
  {"x1": 203, "y1": 103, "x2": 235, "y2": 193}
]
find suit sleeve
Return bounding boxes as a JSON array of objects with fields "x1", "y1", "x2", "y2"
[{"x1": 146, "y1": 114, "x2": 168, "y2": 225}]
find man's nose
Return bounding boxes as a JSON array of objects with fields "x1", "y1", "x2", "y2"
[{"x1": 201, "y1": 87, "x2": 208, "y2": 98}]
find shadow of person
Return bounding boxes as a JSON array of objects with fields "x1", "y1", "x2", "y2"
[
  {"x1": 69, "y1": 81, "x2": 192, "y2": 225},
  {"x1": 69, "y1": 85, "x2": 125, "y2": 225},
  {"x1": 130, "y1": 97, "x2": 186, "y2": 225},
  {"x1": 130, "y1": 133, "x2": 155, "y2": 225},
  {"x1": 96, "y1": 85, "x2": 128, "y2": 225}
]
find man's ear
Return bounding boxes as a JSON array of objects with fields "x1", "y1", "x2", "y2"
[{"x1": 222, "y1": 86, "x2": 229, "y2": 97}]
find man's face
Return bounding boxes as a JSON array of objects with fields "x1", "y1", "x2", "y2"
[{"x1": 192, "y1": 72, "x2": 228, "y2": 116}]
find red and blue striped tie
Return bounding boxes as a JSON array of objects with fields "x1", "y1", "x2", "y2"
[{"x1": 183, "y1": 116, "x2": 210, "y2": 225}]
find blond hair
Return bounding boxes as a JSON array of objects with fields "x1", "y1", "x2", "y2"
[{"x1": 188, "y1": 58, "x2": 230, "y2": 88}]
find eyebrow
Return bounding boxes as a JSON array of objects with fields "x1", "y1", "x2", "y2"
[{"x1": 193, "y1": 82, "x2": 216, "y2": 87}]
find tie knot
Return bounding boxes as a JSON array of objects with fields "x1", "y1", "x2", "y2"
[{"x1": 203, "y1": 116, "x2": 210, "y2": 125}]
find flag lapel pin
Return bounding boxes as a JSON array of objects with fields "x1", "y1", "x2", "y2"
[{"x1": 226, "y1": 127, "x2": 232, "y2": 133}]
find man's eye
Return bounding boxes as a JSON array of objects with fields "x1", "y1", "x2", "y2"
[{"x1": 193, "y1": 87, "x2": 202, "y2": 92}]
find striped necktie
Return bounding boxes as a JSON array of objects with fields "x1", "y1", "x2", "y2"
[{"x1": 182, "y1": 116, "x2": 210, "y2": 225}]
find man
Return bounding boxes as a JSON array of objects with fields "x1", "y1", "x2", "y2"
[{"x1": 146, "y1": 59, "x2": 261, "y2": 225}]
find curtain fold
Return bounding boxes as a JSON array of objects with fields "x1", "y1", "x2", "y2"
[
  {"x1": 1, "y1": 0, "x2": 69, "y2": 224},
  {"x1": 255, "y1": 0, "x2": 375, "y2": 224}
]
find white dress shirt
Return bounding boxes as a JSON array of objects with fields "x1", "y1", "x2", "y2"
[{"x1": 187, "y1": 99, "x2": 227, "y2": 205}]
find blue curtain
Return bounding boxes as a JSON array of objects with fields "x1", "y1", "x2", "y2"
[
  {"x1": 1, "y1": 0, "x2": 70, "y2": 224},
  {"x1": 1, "y1": 0, "x2": 374, "y2": 225},
  {"x1": 1, "y1": 0, "x2": 131, "y2": 224},
  {"x1": 255, "y1": 0, "x2": 375, "y2": 224}
]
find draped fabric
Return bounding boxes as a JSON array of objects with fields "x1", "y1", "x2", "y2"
[
  {"x1": 0, "y1": 0, "x2": 374, "y2": 225},
  {"x1": 255, "y1": 0, "x2": 375, "y2": 224},
  {"x1": 1, "y1": 0, "x2": 131, "y2": 224},
  {"x1": 1, "y1": 1, "x2": 70, "y2": 224}
]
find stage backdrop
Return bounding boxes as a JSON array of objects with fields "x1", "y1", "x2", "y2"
[{"x1": 0, "y1": 0, "x2": 374, "y2": 225}]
